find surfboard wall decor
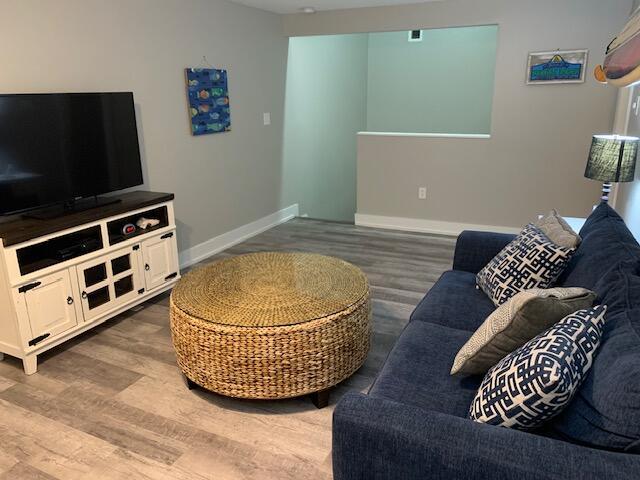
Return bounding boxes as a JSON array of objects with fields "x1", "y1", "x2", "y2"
[{"x1": 597, "y1": 6, "x2": 640, "y2": 87}]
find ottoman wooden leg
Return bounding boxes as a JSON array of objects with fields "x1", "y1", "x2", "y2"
[
  {"x1": 185, "y1": 375, "x2": 198, "y2": 390},
  {"x1": 311, "y1": 388, "x2": 330, "y2": 409}
]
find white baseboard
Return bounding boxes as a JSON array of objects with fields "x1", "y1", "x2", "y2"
[
  {"x1": 179, "y1": 204, "x2": 299, "y2": 268},
  {"x1": 355, "y1": 213, "x2": 521, "y2": 237}
]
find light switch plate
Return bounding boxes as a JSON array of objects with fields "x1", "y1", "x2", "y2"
[{"x1": 263, "y1": 113, "x2": 271, "y2": 126}]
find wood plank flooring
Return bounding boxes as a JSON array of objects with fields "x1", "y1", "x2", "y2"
[{"x1": 0, "y1": 219, "x2": 455, "y2": 480}]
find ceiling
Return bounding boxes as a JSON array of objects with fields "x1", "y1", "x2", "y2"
[{"x1": 228, "y1": 0, "x2": 440, "y2": 15}]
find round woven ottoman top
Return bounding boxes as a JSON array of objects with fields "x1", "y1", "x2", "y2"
[
  {"x1": 170, "y1": 252, "x2": 372, "y2": 400},
  {"x1": 171, "y1": 252, "x2": 369, "y2": 327}
]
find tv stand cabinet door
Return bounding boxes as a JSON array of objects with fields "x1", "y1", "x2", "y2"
[
  {"x1": 18, "y1": 270, "x2": 79, "y2": 348},
  {"x1": 76, "y1": 247, "x2": 142, "y2": 322},
  {"x1": 141, "y1": 232, "x2": 178, "y2": 291}
]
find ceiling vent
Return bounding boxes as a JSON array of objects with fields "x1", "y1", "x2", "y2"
[{"x1": 408, "y1": 30, "x2": 423, "y2": 42}]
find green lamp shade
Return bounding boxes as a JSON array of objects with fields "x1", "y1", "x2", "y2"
[{"x1": 585, "y1": 135, "x2": 639, "y2": 183}]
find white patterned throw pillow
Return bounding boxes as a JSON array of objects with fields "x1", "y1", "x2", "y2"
[
  {"x1": 476, "y1": 224, "x2": 576, "y2": 306},
  {"x1": 469, "y1": 305, "x2": 607, "y2": 430}
]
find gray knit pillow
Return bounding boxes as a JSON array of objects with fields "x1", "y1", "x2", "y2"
[
  {"x1": 451, "y1": 287, "x2": 596, "y2": 376},
  {"x1": 535, "y1": 210, "x2": 581, "y2": 249}
]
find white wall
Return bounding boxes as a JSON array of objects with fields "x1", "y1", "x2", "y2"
[
  {"x1": 615, "y1": 85, "x2": 640, "y2": 240},
  {"x1": 616, "y1": 2, "x2": 640, "y2": 241},
  {"x1": 0, "y1": 0, "x2": 289, "y2": 253},
  {"x1": 284, "y1": 0, "x2": 632, "y2": 231}
]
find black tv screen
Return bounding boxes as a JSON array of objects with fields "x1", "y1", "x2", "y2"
[{"x1": 0, "y1": 92, "x2": 143, "y2": 215}]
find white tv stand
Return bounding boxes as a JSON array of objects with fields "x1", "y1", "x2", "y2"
[{"x1": 0, "y1": 191, "x2": 180, "y2": 374}]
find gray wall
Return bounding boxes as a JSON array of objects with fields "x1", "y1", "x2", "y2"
[
  {"x1": 281, "y1": 34, "x2": 369, "y2": 221},
  {"x1": 366, "y1": 26, "x2": 498, "y2": 134},
  {"x1": 284, "y1": 0, "x2": 631, "y2": 229},
  {"x1": 0, "y1": 0, "x2": 288, "y2": 254}
]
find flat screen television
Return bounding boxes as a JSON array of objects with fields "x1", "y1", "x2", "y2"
[{"x1": 0, "y1": 92, "x2": 143, "y2": 216}]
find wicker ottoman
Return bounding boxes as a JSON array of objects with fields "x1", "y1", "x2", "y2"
[{"x1": 169, "y1": 252, "x2": 371, "y2": 407}]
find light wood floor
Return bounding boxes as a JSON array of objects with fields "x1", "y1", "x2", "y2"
[{"x1": 0, "y1": 219, "x2": 455, "y2": 480}]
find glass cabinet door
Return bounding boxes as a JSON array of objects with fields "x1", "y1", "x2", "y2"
[
  {"x1": 111, "y1": 253, "x2": 136, "y2": 299},
  {"x1": 76, "y1": 246, "x2": 141, "y2": 322},
  {"x1": 83, "y1": 263, "x2": 108, "y2": 288}
]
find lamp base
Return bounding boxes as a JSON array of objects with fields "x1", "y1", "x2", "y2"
[{"x1": 600, "y1": 182, "x2": 612, "y2": 203}]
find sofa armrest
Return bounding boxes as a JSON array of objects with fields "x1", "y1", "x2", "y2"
[
  {"x1": 452, "y1": 230, "x2": 516, "y2": 274},
  {"x1": 333, "y1": 392, "x2": 640, "y2": 480}
]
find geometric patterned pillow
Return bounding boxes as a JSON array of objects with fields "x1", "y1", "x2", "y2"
[
  {"x1": 476, "y1": 224, "x2": 576, "y2": 306},
  {"x1": 469, "y1": 305, "x2": 607, "y2": 430}
]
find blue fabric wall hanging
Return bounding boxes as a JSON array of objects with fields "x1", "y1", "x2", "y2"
[{"x1": 185, "y1": 68, "x2": 231, "y2": 136}]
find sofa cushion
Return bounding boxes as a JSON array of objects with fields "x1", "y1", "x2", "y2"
[
  {"x1": 559, "y1": 202, "x2": 640, "y2": 290},
  {"x1": 369, "y1": 321, "x2": 481, "y2": 417},
  {"x1": 469, "y1": 306, "x2": 607, "y2": 430},
  {"x1": 551, "y1": 301, "x2": 640, "y2": 453},
  {"x1": 592, "y1": 259, "x2": 640, "y2": 315},
  {"x1": 451, "y1": 287, "x2": 596, "y2": 376},
  {"x1": 476, "y1": 224, "x2": 576, "y2": 306},
  {"x1": 410, "y1": 270, "x2": 495, "y2": 332}
]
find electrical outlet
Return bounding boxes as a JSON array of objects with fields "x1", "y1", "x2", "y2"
[{"x1": 418, "y1": 187, "x2": 427, "y2": 200}]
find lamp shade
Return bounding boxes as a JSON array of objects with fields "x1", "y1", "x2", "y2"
[{"x1": 585, "y1": 135, "x2": 639, "y2": 183}]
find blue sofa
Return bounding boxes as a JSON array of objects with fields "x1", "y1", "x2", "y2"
[{"x1": 333, "y1": 203, "x2": 640, "y2": 479}]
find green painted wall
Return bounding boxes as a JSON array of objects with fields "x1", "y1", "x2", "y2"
[
  {"x1": 281, "y1": 34, "x2": 369, "y2": 222},
  {"x1": 282, "y1": 26, "x2": 498, "y2": 222},
  {"x1": 366, "y1": 26, "x2": 498, "y2": 134}
]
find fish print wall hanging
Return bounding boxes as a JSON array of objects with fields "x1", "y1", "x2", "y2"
[{"x1": 185, "y1": 67, "x2": 231, "y2": 135}]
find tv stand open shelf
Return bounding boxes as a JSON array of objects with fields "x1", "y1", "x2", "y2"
[{"x1": 0, "y1": 191, "x2": 180, "y2": 374}]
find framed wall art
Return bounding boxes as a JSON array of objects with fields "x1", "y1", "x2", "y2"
[{"x1": 526, "y1": 50, "x2": 588, "y2": 85}]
